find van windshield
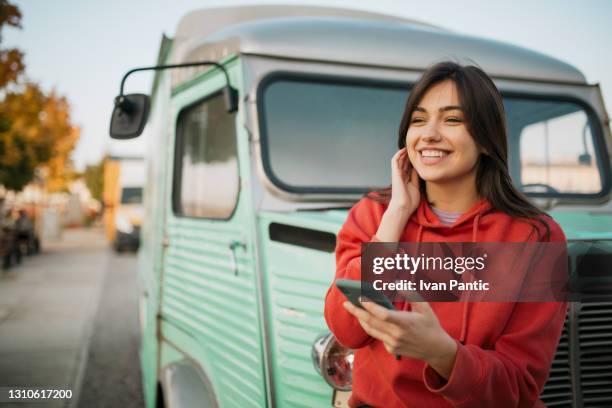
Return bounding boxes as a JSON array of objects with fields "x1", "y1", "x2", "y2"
[
  {"x1": 259, "y1": 77, "x2": 608, "y2": 197},
  {"x1": 121, "y1": 187, "x2": 143, "y2": 204}
]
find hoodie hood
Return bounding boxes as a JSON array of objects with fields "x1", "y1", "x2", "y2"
[
  {"x1": 403, "y1": 197, "x2": 495, "y2": 343},
  {"x1": 411, "y1": 197, "x2": 495, "y2": 243}
]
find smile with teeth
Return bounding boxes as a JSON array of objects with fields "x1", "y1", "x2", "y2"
[{"x1": 419, "y1": 149, "x2": 451, "y2": 165}]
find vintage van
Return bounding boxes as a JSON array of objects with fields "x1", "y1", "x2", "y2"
[{"x1": 109, "y1": 5, "x2": 612, "y2": 408}]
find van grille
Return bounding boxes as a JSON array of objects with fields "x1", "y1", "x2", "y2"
[
  {"x1": 540, "y1": 302, "x2": 612, "y2": 407},
  {"x1": 540, "y1": 314, "x2": 573, "y2": 407},
  {"x1": 578, "y1": 302, "x2": 612, "y2": 407}
]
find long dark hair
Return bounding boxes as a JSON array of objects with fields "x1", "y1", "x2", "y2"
[{"x1": 367, "y1": 61, "x2": 551, "y2": 240}]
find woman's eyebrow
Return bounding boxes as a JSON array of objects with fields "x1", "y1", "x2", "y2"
[
  {"x1": 413, "y1": 105, "x2": 463, "y2": 113},
  {"x1": 440, "y1": 105, "x2": 463, "y2": 112}
]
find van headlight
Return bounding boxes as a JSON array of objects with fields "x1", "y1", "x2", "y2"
[
  {"x1": 311, "y1": 332, "x2": 353, "y2": 391},
  {"x1": 116, "y1": 213, "x2": 134, "y2": 234}
]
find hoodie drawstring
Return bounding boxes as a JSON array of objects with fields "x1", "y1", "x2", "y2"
[
  {"x1": 472, "y1": 213, "x2": 481, "y2": 242},
  {"x1": 400, "y1": 224, "x2": 424, "y2": 314},
  {"x1": 414, "y1": 223, "x2": 424, "y2": 266},
  {"x1": 416, "y1": 223, "x2": 424, "y2": 244},
  {"x1": 459, "y1": 212, "x2": 482, "y2": 343}
]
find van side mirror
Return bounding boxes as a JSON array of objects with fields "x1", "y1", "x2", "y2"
[
  {"x1": 109, "y1": 94, "x2": 150, "y2": 139},
  {"x1": 578, "y1": 153, "x2": 592, "y2": 166},
  {"x1": 110, "y1": 61, "x2": 238, "y2": 140},
  {"x1": 223, "y1": 85, "x2": 238, "y2": 113}
]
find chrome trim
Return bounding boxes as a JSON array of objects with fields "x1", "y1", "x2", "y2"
[{"x1": 311, "y1": 332, "x2": 354, "y2": 391}]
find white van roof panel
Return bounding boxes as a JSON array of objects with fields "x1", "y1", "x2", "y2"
[{"x1": 170, "y1": 5, "x2": 585, "y2": 85}]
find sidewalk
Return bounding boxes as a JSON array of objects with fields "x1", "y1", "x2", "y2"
[{"x1": 0, "y1": 228, "x2": 108, "y2": 408}]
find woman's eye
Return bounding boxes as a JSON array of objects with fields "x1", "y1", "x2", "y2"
[
  {"x1": 445, "y1": 117, "x2": 463, "y2": 123},
  {"x1": 411, "y1": 117, "x2": 425, "y2": 123}
]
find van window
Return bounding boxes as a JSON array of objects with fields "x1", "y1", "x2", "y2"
[
  {"x1": 259, "y1": 78, "x2": 406, "y2": 192},
  {"x1": 259, "y1": 76, "x2": 608, "y2": 198},
  {"x1": 506, "y1": 99, "x2": 602, "y2": 194},
  {"x1": 173, "y1": 92, "x2": 238, "y2": 218}
]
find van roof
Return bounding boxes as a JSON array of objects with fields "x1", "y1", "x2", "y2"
[{"x1": 167, "y1": 5, "x2": 585, "y2": 85}]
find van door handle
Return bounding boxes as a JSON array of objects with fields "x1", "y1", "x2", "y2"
[{"x1": 229, "y1": 240, "x2": 247, "y2": 276}]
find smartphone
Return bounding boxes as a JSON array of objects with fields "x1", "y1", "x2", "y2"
[{"x1": 335, "y1": 279, "x2": 394, "y2": 310}]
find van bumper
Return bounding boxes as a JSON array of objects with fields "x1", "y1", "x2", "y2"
[{"x1": 115, "y1": 226, "x2": 140, "y2": 250}]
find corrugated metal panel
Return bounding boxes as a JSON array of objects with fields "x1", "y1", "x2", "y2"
[
  {"x1": 258, "y1": 212, "x2": 346, "y2": 407},
  {"x1": 162, "y1": 218, "x2": 267, "y2": 408}
]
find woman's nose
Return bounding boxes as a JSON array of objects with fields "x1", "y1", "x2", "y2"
[{"x1": 420, "y1": 122, "x2": 443, "y2": 143}]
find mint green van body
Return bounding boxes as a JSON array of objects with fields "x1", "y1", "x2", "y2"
[{"x1": 133, "y1": 5, "x2": 612, "y2": 408}]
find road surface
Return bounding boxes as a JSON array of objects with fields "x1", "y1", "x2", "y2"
[{"x1": 0, "y1": 227, "x2": 144, "y2": 408}]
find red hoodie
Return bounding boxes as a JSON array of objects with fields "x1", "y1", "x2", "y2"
[{"x1": 324, "y1": 196, "x2": 567, "y2": 408}]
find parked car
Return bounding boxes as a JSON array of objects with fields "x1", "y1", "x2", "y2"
[{"x1": 109, "y1": 5, "x2": 612, "y2": 408}]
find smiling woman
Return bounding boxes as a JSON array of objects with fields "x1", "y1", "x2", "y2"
[
  {"x1": 324, "y1": 61, "x2": 568, "y2": 408},
  {"x1": 405, "y1": 80, "x2": 482, "y2": 212}
]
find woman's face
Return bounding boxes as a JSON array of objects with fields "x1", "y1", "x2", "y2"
[{"x1": 405, "y1": 79, "x2": 481, "y2": 184}]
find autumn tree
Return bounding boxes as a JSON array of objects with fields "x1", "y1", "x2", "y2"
[
  {"x1": 36, "y1": 89, "x2": 80, "y2": 192},
  {"x1": 0, "y1": 83, "x2": 52, "y2": 190},
  {"x1": 0, "y1": 0, "x2": 24, "y2": 88},
  {"x1": 0, "y1": 0, "x2": 79, "y2": 192},
  {"x1": 84, "y1": 155, "x2": 106, "y2": 202}
]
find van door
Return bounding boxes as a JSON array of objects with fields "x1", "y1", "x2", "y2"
[{"x1": 160, "y1": 61, "x2": 268, "y2": 408}]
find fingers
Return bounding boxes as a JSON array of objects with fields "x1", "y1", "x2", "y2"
[
  {"x1": 401, "y1": 150, "x2": 419, "y2": 186},
  {"x1": 360, "y1": 319, "x2": 398, "y2": 349},
  {"x1": 393, "y1": 148, "x2": 410, "y2": 176},
  {"x1": 343, "y1": 300, "x2": 365, "y2": 318},
  {"x1": 400, "y1": 151, "x2": 409, "y2": 175},
  {"x1": 344, "y1": 300, "x2": 402, "y2": 335},
  {"x1": 343, "y1": 300, "x2": 389, "y2": 328},
  {"x1": 356, "y1": 301, "x2": 408, "y2": 355},
  {"x1": 360, "y1": 298, "x2": 421, "y2": 331},
  {"x1": 344, "y1": 300, "x2": 425, "y2": 356},
  {"x1": 392, "y1": 149, "x2": 406, "y2": 171},
  {"x1": 410, "y1": 301, "x2": 435, "y2": 317},
  {"x1": 397, "y1": 290, "x2": 434, "y2": 317},
  {"x1": 392, "y1": 148, "x2": 406, "y2": 163},
  {"x1": 361, "y1": 298, "x2": 393, "y2": 320}
]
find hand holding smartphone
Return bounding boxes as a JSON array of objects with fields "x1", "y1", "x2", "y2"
[
  {"x1": 336, "y1": 279, "x2": 402, "y2": 360},
  {"x1": 335, "y1": 279, "x2": 394, "y2": 310}
]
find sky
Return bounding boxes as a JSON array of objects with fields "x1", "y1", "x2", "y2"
[{"x1": 4, "y1": 0, "x2": 612, "y2": 171}]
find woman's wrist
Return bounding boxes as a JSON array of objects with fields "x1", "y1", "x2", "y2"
[
  {"x1": 425, "y1": 334, "x2": 458, "y2": 380},
  {"x1": 376, "y1": 206, "x2": 412, "y2": 241},
  {"x1": 387, "y1": 201, "x2": 417, "y2": 214}
]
